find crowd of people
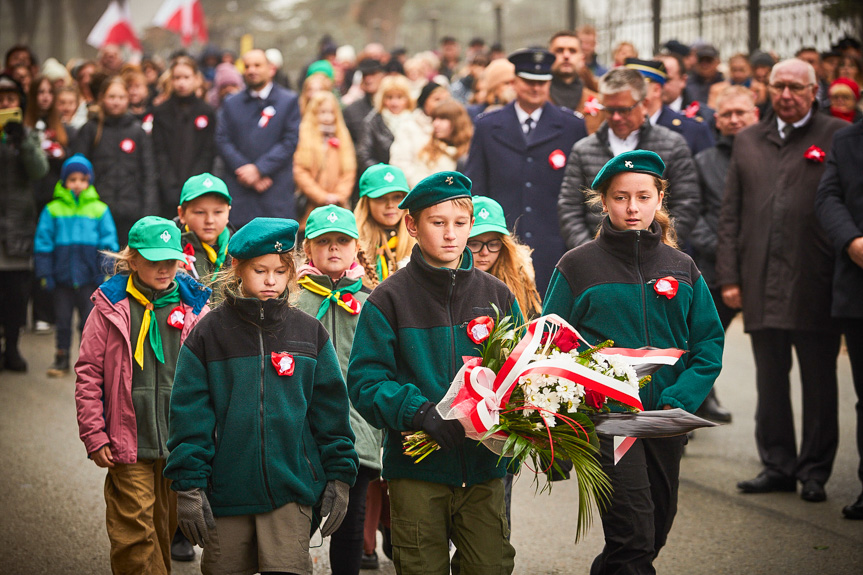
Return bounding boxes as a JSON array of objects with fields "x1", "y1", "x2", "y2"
[{"x1": 1, "y1": 25, "x2": 863, "y2": 575}]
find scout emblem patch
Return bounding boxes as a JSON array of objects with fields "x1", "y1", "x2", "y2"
[{"x1": 272, "y1": 352, "x2": 295, "y2": 376}]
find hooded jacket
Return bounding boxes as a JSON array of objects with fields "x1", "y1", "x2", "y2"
[
  {"x1": 75, "y1": 272, "x2": 210, "y2": 464},
  {"x1": 0, "y1": 126, "x2": 48, "y2": 267},
  {"x1": 34, "y1": 182, "x2": 118, "y2": 290},
  {"x1": 543, "y1": 218, "x2": 724, "y2": 413},
  {"x1": 165, "y1": 294, "x2": 358, "y2": 517},
  {"x1": 347, "y1": 245, "x2": 522, "y2": 487}
]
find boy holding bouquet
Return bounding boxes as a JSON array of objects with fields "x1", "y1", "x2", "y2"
[{"x1": 347, "y1": 171, "x2": 521, "y2": 574}]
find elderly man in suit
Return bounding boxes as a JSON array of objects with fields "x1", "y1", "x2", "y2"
[
  {"x1": 557, "y1": 67, "x2": 700, "y2": 250},
  {"x1": 717, "y1": 59, "x2": 847, "y2": 502},
  {"x1": 465, "y1": 48, "x2": 587, "y2": 293},
  {"x1": 216, "y1": 49, "x2": 301, "y2": 228}
]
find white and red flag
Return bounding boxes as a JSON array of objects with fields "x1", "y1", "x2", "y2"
[
  {"x1": 153, "y1": 0, "x2": 209, "y2": 46},
  {"x1": 87, "y1": 0, "x2": 141, "y2": 52}
]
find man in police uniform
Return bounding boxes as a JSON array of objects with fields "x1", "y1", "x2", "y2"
[
  {"x1": 657, "y1": 52, "x2": 716, "y2": 128},
  {"x1": 625, "y1": 58, "x2": 715, "y2": 155},
  {"x1": 465, "y1": 48, "x2": 588, "y2": 293}
]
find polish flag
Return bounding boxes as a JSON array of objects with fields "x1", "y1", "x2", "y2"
[
  {"x1": 153, "y1": 0, "x2": 208, "y2": 46},
  {"x1": 87, "y1": 1, "x2": 141, "y2": 52}
]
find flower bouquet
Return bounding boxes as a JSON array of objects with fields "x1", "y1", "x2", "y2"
[{"x1": 403, "y1": 308, "x2": 690, "y2": 540}]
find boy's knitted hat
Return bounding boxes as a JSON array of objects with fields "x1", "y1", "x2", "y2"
[
  {"x1": 591, "y1": 150, "x2": 666, "y2": 190},
  {"x1": 470, "y1": 196, "x2": 510, "y2": 237},
  {"x1": 179, "y1": 173, "x2": 232, "y2": 205},
  {"x1": 305, "y1": 205, "x2": 359, "y2": 239},
  {"x1": 61, "y1": 154, "x2": 94, "y2": 183},
  {"x1": 228, "y1": 217, "x2": 299, "y2": 259},
  {"x1": 128, "y1": 216, "x2": 186, "y2": 262},
  {"x1": 359, "y1": 163, "x2": 410, "y2": 199},
  {"x1": 399, "y1": 171, "x2": 472, "y2": 213}
]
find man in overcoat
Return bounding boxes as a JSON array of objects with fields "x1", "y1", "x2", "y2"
[
  {"x1": 716, "y1": 58, "x2": 847, "y2": 502},
  {"x1": 216, "y1": 49, "x2": 300, "y2": 228},
  {"x1": 465, "y1": 48, "x2": 587, "y2": 293},
  {"x1": 815, "y1": 120, "x2": 863, "y2": 518}
]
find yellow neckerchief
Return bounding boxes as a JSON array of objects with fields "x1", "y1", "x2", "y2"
[
  {"x1": 126, "y1": 275, "x2": 180, "y2": 369},
  {"x1": 376, "y1": 234, "x2": 399, "y2": 281},
  {"x1": 297, "y1": 275, "x2": 363, "y2": 319}
]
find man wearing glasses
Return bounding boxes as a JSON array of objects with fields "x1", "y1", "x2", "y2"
[
  {"x1": 716, "y1": 59, "x2": 847, "y2": 503},
  {"x1": 558, "y1": 67, "x2": 700, "y2": 249}
]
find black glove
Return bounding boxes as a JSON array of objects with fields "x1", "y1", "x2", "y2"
[
  {"x1": 176, "y1": 488, "x2": 217, "y2": 548},
  {"x1": 412, "y1": 401, "x2": 464, "y2": 452},
  {"x1": 3, "y1": 120, "x2": 23, "y2": 144},
  {"x1": 319, "y1": 480, "x2": 350, "y2": 537}
]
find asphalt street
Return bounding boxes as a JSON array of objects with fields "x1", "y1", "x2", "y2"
[{"x1": 1, "y1": 316, "x2": 861, "y2": 574}]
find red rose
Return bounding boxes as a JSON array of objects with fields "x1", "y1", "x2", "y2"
[
  {"x1": 585, "y1": 389, "x2": 606, "y2": 410},
  {"x1": 467, "y1": 316, "x2": 495, "y2": 344},
  {"x1": 804, "y1": 145, "x2": 826, "y2": 163},
  {"x1": 552, "y1": 327, "x2": 580, "y2": 352},
  {"x1": 654, "y1": 276, "x2": 679, "y2": 299}
]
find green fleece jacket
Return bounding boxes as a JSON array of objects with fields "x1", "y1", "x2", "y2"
[
  {"x1": 542, "y1": 218, "x2": 724, "y2": 412},
  {"x1": 296, "y1": 272, "x2": 382, "y2": 473},
  {"x1": 165, "y1": 294, "x2": 358, "y2": 517},
  {"x1": 347, "y1": 244, "x2": 522, "y2": 488}
]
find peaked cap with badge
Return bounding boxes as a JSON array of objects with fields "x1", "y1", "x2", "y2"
[
  {"x1": 591, "y1": 150, "x2": 666, "y2": 190},
  {"x1": 624, "y1": 58, "x2": 668, "y2": 85},
  {"x1": 398, "y1": 171, "x2": 472, "y2": 213},
  {"x1": 128, "y1": 216, "x2": 187, "y2": 262},
  {"x1": 359, "y1": 163, "x2": 411, "y2": 199},
  {"x1": 305, "y1": 205, "x2": 359, "y2": 239},
  {"x1": 508, "y1": 48, "x2": 555, "y2": 81},
  {"x1": 180, "y1": 172, "x2": 232, "y2": 205},
  {"x1": 228, "y1": 217, "x2": 299, "y2": 259}
]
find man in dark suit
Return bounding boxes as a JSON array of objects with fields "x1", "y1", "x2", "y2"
[
  {"x1": 657, "y1": 53, "x2": 715, "y2": 129},
  {"x1": 625, "y1": 58, "x2": 715, "y2": 156},
  {"x1": 465, "y1": 48, "x2": 587, "y2": 293},
  {"x1": 216, "y1": 49, "x2": 301, "y2": 228}
]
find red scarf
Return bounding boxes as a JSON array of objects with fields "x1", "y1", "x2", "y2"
[{"x1": 830, "y1": 107, "x2": 856, "y2": 123}]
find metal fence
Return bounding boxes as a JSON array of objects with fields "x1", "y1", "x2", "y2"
[{"x1": 594, "y1": 0, "x2": 858, "y2": 62}]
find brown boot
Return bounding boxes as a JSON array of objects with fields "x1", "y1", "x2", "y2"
[{"x1": 46, "y1": 350, "x2": 70, "y2": 377}]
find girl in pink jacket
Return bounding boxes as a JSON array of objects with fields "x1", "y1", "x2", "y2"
[{"x1": 75, "y1": 216, "x2": 210, "y2": 574}]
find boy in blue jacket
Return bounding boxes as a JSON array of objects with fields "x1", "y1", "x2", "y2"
[
  {"x1": 348, "y1": 172, "x2": 521, "y2": 574},
  {"x1": 34, "y1": 154, "x2": 118, "y2": 376}
]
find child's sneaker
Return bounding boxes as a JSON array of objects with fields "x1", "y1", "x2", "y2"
[{"x1": 46, "y1": 350, "x2": 70, "y2": 377}]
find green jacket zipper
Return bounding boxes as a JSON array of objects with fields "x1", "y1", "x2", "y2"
[
  {"x1": 446, "y1": 268, "x2": 468, "y2": 488},
  {"x1": 258, "y1": 303, "x2": 277, "y2": 509},
  {"x1": 155, "y1": 359, "x2": 163, "y2": 457},
  {"x1": 634, "y1": 231, "x2": 655, "y2": 409}
]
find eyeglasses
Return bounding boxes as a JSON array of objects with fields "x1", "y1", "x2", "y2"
[
  {"x1": 467, "y1": 239, "x2": 503, "y2": 253},
  {"x1": 768, "y1": 82, "x2": 813, "y2": 95},
  {"x1": 602, "y1": 100, "x2": 643, "y2": 115}
]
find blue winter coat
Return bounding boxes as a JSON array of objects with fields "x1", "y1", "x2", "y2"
[
  {"x1": 465, "y1": 101, "x2": 588, "y2": 292},
  {"x1": 34, "y1": 182, "x2": 118, "y2": 290},
  {"x1": 216, "y1": 85, "x2": 301, "y2": 227}
]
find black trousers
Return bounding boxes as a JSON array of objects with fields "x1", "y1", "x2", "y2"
[
  {"x1": 329, "y1": 465, "x2": 375, "y2": 575},
  {"x1": 590, "y1": 435, "x2": 687, "y2": 575},
  {"x1": 53, "y1": 285, "x2": 95, "y2": 351},
  {"x1": 749, "y1": 329, "x2": 840, "y2": 484},
  {"x1": 709, "y1": 287, "x2": 739, "y2": 332},
  {"x1": 0, "y1": 269, "x2": 31, "y2": 353},
  {"x1": 844, "y1": 319, "x2": 863, "y2": 486}
]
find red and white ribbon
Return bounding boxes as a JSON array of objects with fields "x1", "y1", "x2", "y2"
[{"x1": 258, "y1": 105, "x2": 276, "y2": 128}]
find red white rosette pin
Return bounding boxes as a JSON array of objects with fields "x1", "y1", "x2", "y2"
[
  {"x1": 119, "y1": 138, "x2": 136, "y2": 153},
  {"x1": 259, "y1": 105, "x2": 276, "y2": 128},
  {"x1": 328, "y1": 137, "x2": 340, "y2": 148},
  {"x1": 195, "y1": 115, "x2": 209, "y2": 129},
  {"x1": 548, "y1": 149, "x2": 567, "y2": 170},
  {"x1": 467, "y1": 316, "x2": 495, "y2": 344},
  {"x1": 142, "y1": 113, "x2": 154, "y2": 134},
  {"x1": 804, "y1": 145, "x2": 826, "y2": 163},
  {"x1": 583, "y1": 95, "x2": 601, "y2": 116},
  {"x1": 684, "y1": 101, "x2": 700, "y2": 118},
  {"x1": 654, "y1": 276, "x2": 679, "y2": 299},
  {"x1": 167, "y1": 306, "x2": 185, "y2": 329},
  {"x1": 340, "y1": 293, "x2": 361, "y2": 314},
  {"x1": 272, "y1": 352, "x2": 295, "y2": 376}
]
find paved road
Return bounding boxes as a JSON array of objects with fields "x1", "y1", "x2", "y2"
[{"x1": 1, "y1": 317, "x2": 861, "y2": 574}]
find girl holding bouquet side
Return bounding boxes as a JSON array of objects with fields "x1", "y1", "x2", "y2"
[{"x1": 542, "y1": 150, "x2": 724, "y2": 575}]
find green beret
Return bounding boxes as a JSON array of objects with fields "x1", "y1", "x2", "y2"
[
  {"x1": 128, "y1": 216, "x2": 186, "y2": 262},
  {"x1": 179, "y1": 173, "x2": 232, "y2": 205},
  {"x1": 470, "y1": 196, "x2": 510, "y2": 237},
  {"x1": 228, "y1": 217, "x2": 299, "y2": 259},
  {"x1": 359, "y1": 163, "x2": 410, "y2": 199},
  {"x1": 305, "y1": 205, "x2": 359, "y2": 239},
  {"x1": 306, "y1": 59, "x2": 335, "y2": 80},
  {"x1": 591, "y1": 150, "x2": 666, "y2": 190},
  {"x1": 398, "y1": 171, "x2": 472, "y2": 213}
]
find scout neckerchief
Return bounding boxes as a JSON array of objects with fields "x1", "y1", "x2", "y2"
[
  {"x1": 376, "y1": 234, "x2": 399, "y2": 281},
  {"x1": 297, "y1": 276, "x2": 363, "y2": 320},
  {"x1": 187, "y1": 225, "x2": 229, "y2": 279},
  {"x1": 126, "y1": 275, "x2": 181, "y2": 369}
]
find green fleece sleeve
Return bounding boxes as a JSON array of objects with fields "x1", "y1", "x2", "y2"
[
  {"x1": 165, "y1": 345, "x2": 216, "y2": 491},
  {"x1": 347, "y1": 301, "x2": 428, "y2": 431},
  {"x1": 310, "y1": 339, "x2": 359, "y2": 486},
  {"x1": 657, "y1": 276, "x2": 724, "y2": 412},
  {"x1": 541, "y1": 268, "x2": 577, "y2": 320}
]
